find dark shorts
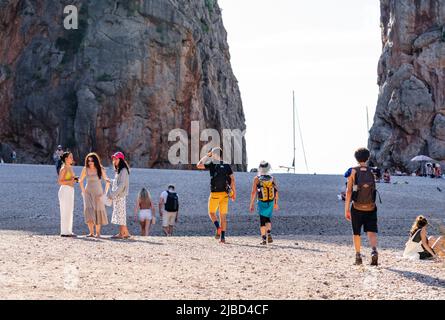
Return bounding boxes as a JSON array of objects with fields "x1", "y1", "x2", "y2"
[
  {"x1": 419, "y1": 246, "x2": 435, "y2": 260},
  {"x1": 351, "y1": 206, "x2": 378, "y2": 236},
  {"x1": 260, "y1": 215, "x2": 271, "y2": 227}
]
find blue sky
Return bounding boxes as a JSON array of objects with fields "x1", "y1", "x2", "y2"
[{"x1": 219, "y1": 0, "x2": 382, "y2": 174}]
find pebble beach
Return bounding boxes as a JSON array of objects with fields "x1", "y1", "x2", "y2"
[{"x1": 0, "y1": 164, "x2": 444, "y2": 299}]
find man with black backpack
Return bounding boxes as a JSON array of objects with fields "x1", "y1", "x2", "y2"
[
  {"x1": 197, "y1": 147, "x2": 236, "y2": 244},
  {"x1": 159, "y1": 184, "x2": 179, "y2": 236},
  {"x1": 345, "y1": 148, "x2": 379, "y2": 266}
]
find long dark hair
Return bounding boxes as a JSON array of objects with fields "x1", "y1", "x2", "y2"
[
  {"x1": 115, "y1": 158, "x2": 130, "y2": 175},
  {"x1": 60, "y1": 151, "x2": 72, "y2": 164},
  {"x1": 84, "y1": 152, "x2": 104, "y2": 179}
]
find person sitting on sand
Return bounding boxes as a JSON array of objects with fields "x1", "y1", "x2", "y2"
[
  {"x1": 78, "y1": 153, "x2": 110, "y2": 238},
  {"x1": 249, "y1": 161, "x2": 279, "y2": 245},
  {"x1": 403, "y1": 215, "x2": 441, "y2": 261},
  {"x1": 345, "y1": 148, "x2": 379, "y2": 266},
  {"x1": 159, "y1": 185, "x2": 179, "y2": 237},
  {"x1": 197, "y1": 147, "x2": 236, "y2": 244},
  {"x1": 383, "y1": 169, "x2": 391, "y2": 183},
  {"x1": 134, "y1": 187, "x2": 156, "y2": 236}
]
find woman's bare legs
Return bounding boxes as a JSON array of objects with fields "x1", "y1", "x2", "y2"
[
  {"x1": 87, "y1": 222, "x2": 95, "y2": 236},
  {"x1": 139, "y1": 220, "x2": 146, "y2": 236},
  {"x1": 121, "y1": 225, "x2": 130, "y2": 238},
  {"x1": 95, "y1": 225, "x2": 102, "y2": 238},
  {"x1": 146, "y1": 221, "x2": 151, "y2": 236},
  {"x1": 429, "y1": 236, "x2": 445, "y2": 257}
]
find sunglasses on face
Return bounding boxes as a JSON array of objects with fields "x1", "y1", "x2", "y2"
[{"x1": 88, "y1": 159, "x2": 94, "y2": 163}]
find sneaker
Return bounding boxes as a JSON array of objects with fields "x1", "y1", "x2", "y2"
[
  {"x1": 260, "y1": 239, "x2": 267, "y2": 245},
  {"x1": 371, "y1": 251, "x2": 378, "y2": 266},
  {"x1": 267, "y1": 234, "x2": 273, "y2": 243},
  {"x1": 215, "y1": 227, "x2": 222, "y2": 240},
  {"x1": 354, "y1": 253, "x2": 363, "y2": 265}
]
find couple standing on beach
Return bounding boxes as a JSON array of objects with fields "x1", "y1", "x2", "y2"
[{"x1": 58, "y1": 151, "x2": 131, "y2": 239}]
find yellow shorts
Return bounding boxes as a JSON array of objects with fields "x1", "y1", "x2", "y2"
[{"x1": 208, "y1": 192, "x2": 229, "y2": 215}]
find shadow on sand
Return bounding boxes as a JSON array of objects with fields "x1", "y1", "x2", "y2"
[
  {"x1": 227, "y1": 241, "x2": 326, "y2": 253},
  {"x1": 385, "y1": 268, "x2": 445, "y2": 289}
]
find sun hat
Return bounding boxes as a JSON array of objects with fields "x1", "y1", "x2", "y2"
[
  {"x1": 112, "y1": 151, "x2": 125, "y2": 160},
  {"x1": 258, "y1": 161, "x2": 271, "y2": 175}
]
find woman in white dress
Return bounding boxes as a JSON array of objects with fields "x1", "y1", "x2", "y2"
[{"x1": 107, "y1": 152, "x2": 131, "y2": 239}]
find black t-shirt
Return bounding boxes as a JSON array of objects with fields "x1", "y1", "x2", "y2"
[{"x1": 204, "y1": 161, "x2": 233, "y2": 192}]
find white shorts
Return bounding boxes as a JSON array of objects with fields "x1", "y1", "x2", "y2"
[
  {"x1": 162, "y1": 211, "x2": 177, "y2": 227},
  {"x1": 138, "y1": 209, "x2": 153, "y2": 221}
]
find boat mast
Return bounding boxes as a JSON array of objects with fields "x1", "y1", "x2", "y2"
[
  {"x1": 293, "y1": 91, "x2": 296, "y2": 174},
  {"x1": 294, "y1": 91, "x2": 309, "y2": 173}
]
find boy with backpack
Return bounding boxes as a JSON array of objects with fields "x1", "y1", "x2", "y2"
[
  {"x1": 159, "y1": 184, "x2": 179, "y2": 236},
  {"x1": 345, "y1": 148, "x2": 379, "y2": 266},
  {"x1": 249, "y1": 161, "x2": 279, "y2": 245}
]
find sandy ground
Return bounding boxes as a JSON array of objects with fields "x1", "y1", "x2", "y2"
[{"x1": 0, "y1": 164, "x2": 444, "y2": 299}]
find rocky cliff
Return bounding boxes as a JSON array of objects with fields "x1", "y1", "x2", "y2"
[
  {"x1": 369, "y1": 0, "x2": 445, "y2": 171},
  {"x1": 0, "y1": 0, "x2": 246, "y2": 169}
]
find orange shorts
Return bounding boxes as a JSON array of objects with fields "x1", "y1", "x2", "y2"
[{"x1": 208, "y1": 192, "x2": 229, "y2": 215}]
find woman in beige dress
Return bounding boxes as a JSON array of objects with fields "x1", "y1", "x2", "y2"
[{"x1": 79, "y1": 152, "x2": 110, "y2": 238}]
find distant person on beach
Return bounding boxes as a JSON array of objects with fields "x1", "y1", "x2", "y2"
[
  {"x1": 403, "y1": 216, "x2": 441, "y2": 260},
  {"x1": 197, "y1": 147, "x2": 236, "y2": 244},
  {"x1": 53, "y1": 145, "x2": 64, "y2": 174},
  {"x1": 249, "y1": 161, "x2": 279, "y2": 245},
  {"x1": 11, "y1": 151, "x2": 16, "y2": 164},
  {"x1": 372, "y1": 167, "x2": 382, "y2": 183},
  {"x1": 345, "y1": 148, "x2": 379, "y2": 266},
  {"x1": 339, "y1": 167, "x2": 353, "y2": 201},
  {"x1": 107, "y1": 152, "x2": 131, "y2": 239},
  {"x1": 383, "y1": 169, "x2": 391, "y2": 183},
  {"x1": 134, "y1": 187, "x2": 156, "y2": 236},
  {"x1": 159, "y1": 185, "x2": 179, "y2": 236},
  {"x1": 425, "y1": 163, "x2": 433, "y2": 178},
  {"x1": 434, "y1": 163, "x2": 442, "y2": 178},
  {"x1": 57, "y1": 152, "x2": 78, "y2": 237},
  {"x1": 78, "y1": 153, "x2": 110, "y2": 238}
]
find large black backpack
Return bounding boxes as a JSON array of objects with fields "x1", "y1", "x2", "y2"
[
  {"x1": 164, "y1": 191, "x2": 179, "y2": 212},
  {"x1": 211, "y1": 163, "x2": 231, "y2": 192},
  {"x1": 352, "y1": 166, "x2": 377, "y2": 211}
]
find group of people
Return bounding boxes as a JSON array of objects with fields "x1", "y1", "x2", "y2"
[
  {"x1": 58, "y1": 151, "x2": 132, "y2": 239},
  {"x1": 57, "y1": 144, "x2": 444, "y2": 264},
  {"x1": 58, "y1": 150, "x2": 181, "y2": 239},
  {"x1": 57, "y1": 146, "x2": 278, "y2": 244},
  {"x1": 424, "y1": 162, "x2": 442, "y2": 178}
]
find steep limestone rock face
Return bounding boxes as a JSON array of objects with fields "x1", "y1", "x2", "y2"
[
  {"x1": 0, "y1": 0, "x2": 246, "y2": 169},
  {"x1": 369, "y1": 0, "x2": 445, "y2": 171}
]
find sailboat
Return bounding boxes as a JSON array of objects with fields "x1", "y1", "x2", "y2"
[{"x1": 279, "y1": 91, "x2": 309, "y2": 173}]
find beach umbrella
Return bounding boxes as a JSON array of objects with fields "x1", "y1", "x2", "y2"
[{"x1": 410, "y1": 155, "x2": 434, "y2": 162}]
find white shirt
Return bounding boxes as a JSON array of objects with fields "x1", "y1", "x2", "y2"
[{"x1": 160, "y1": 190, "x2": 177, "y2": 203}]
